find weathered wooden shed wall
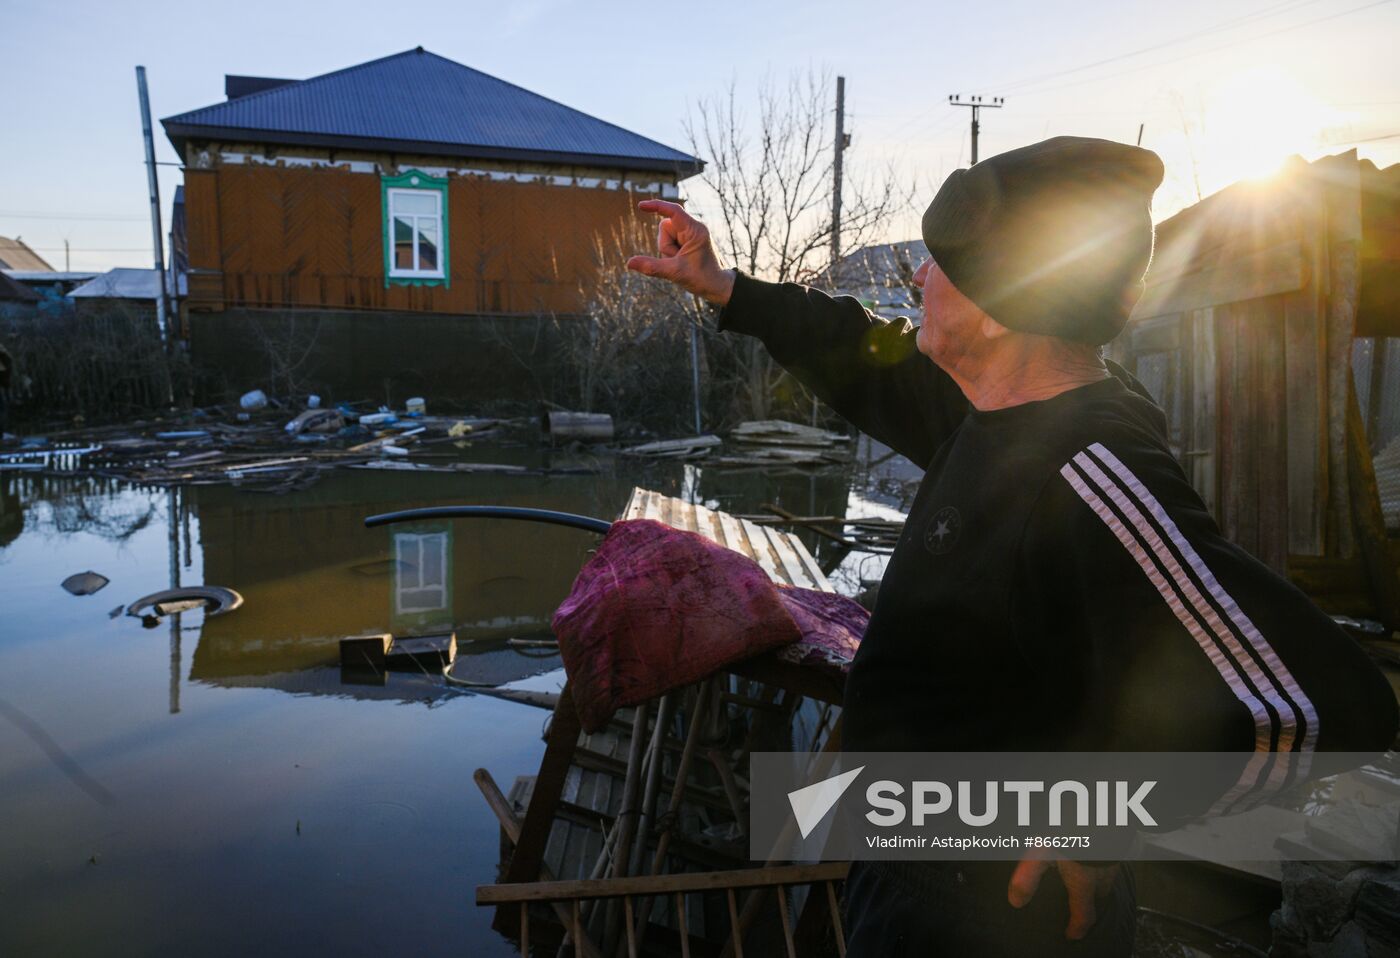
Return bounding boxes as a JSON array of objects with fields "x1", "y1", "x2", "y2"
[
  {"x1": 182, "y1": 161, "x2": 660, "y2": 315},
  {"x1": 1111, "y1": 151, "x2": 1400, "y2": 624}
]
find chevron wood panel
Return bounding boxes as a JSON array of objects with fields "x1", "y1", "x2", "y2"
[{"x1": 200, "y1": 163, "x2": 665, "y2": 313}]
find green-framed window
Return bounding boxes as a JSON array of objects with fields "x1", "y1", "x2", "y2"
[{"x1": 382, "y1": 170, "x2": 449, "y2": 287}]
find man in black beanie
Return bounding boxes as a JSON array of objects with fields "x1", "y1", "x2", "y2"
[{"x1": 627, "y1": 137, "x2": 1396, "y2": 956}]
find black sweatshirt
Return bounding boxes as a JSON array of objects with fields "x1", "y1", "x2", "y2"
[{"x1": 718, "y1": 272, "x2": 1397, "y2": 766}]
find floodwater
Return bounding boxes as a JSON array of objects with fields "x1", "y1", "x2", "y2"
[{"x1": 0, "y1": 443, "x2": 896, "y2": 956}]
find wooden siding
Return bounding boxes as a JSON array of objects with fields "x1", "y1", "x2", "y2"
[
  {"x1": 1113, "y1": 151, "x2": 1400, "y2": 623},
  {"x1": 184, "y1": 163, "x2": 659, "y2": 314}
]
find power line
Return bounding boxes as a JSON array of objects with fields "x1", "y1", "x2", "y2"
[
  {"x1": 2, "y1": 246, "x2": 151, "y2": 252},
  {"x1": 860, "y1": 0, "x2": 1334, "y2": 127},
  {"x1": 1012, "y1": 0, "x2": 1396, "y2": 99},
  {"x1": 874, "y1": 0, "x2": 1394, "y2": 147},
  {"x1": 985, "y1": 0, "x2": 1329, "y2": 95},
  {"x1": 0, "y1": 211, "x2": 147, "y2": 222}
]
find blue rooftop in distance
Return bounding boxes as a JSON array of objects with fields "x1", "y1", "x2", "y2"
[{"x1": 162, "y1": 48, "x2": 703, "y2": 177}]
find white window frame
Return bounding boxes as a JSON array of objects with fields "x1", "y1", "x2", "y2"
[
  {"x1": 386, "y1": 187, "x2": 446, "y2": 280},
  {"x1": 394, "y1": 530, "x2": 450, "y2": 615}
]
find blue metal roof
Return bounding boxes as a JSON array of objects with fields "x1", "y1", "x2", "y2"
[{"x1": 162, "y1": 48, "x2": 702, "y2": 176}]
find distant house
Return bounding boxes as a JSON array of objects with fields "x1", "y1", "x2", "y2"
[
  {"x1": 0, "y1": 271, "x2": 39, "y2": 304},
  {"x1": 67, "y1": 268, "x2": 187, "y2": 316},
  {"x1": 1, "y1": 272, "x2": 99, "y2": 307},
  {"x1": 0, "y1": 237, "x2": 53, "y2": 272},
  {"x1": 161, "y1": 47, "x2": 703, "y2": 403},
  {"x1": 162, "y1": 47, "x2": 702, "y2": 316},
  {"x1": 822, "y1": 240, "x2": 926, "y2": 320}
]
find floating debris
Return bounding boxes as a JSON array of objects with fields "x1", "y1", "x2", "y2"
[
  {"x1": 622, "y1": 435, "x2": 721, "y2": 459},
  {"x1": 283, "y1": 409, "x2": 343, "y2": 435},
  {"x1": 385, "y1": 632, "x2": 458, "y2": 671},
  {"x1": 713, "y1": 419, "x2": 853, "y2": 467},
  {"x1": 126, "y1": 585, "x2": 244, "y2": 620},
  {"x1": 543, "y1": 410, "x2": 614, "y2": 442},
  {"x1": 730, "y1": 419, "x2": 850, "y2": 447},
  {"x1": 339, "y1": 633, "x2": 391, "y2": 672},
  {"x1": 61, "y1": 571, "x2": 110, "y2": 596}
]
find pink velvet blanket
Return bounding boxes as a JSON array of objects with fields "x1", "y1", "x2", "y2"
[{"x1": 551, "y1": 518, "x2": 867, "y2": 731}]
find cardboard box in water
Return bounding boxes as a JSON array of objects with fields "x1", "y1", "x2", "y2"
[{"x1": 385, "y1": 632, "x2": 457, "y2": 671}]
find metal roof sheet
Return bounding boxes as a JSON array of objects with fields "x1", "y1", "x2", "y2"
[
  {"x1": 162, "y1": 48, "x2": 702, "y2": 176},
  {"x1": 3, "y1": 271, "x2": 99, "y2": 283},
  {"x1": 67, "y1": 268, "x2": 187, "y2": 300}
]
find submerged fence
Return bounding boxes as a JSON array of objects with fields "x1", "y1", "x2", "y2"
[{"x1": 1, "y1": 302, "x2": 188, "y2": 429}]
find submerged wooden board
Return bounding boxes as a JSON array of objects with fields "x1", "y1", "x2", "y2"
[{"x1": 621, "y1": 488, "x2": 832, "y2": 592}]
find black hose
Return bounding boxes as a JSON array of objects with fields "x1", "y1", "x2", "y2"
[{"x1": 363, "y1": 505, "x2": 613, "y2": 535}]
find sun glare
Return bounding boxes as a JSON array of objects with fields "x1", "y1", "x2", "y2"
[{"x1": 1195, "y1": 67, "x2": 1343, "y2": 187}]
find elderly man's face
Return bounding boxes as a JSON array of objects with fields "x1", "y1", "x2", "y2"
[{"x1": 912, "y1": 257, "x2": 990, "y2": 370}]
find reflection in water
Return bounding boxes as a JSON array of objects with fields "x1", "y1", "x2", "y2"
[
  {"x1": 0, "y1": 474, "x2": 23, "y2": 548},
  {"x1": 0, "y1": 697, "x2": 116, "y2": 806},
  {"x1": 0, "y1": 445, "x2": 870, "y2": 956}
]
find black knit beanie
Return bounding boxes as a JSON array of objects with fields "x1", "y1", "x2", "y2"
[{"x1": 921, "y1": 136, "x2": 1164, "y2": 345}]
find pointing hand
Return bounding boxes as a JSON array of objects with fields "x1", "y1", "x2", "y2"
[{"x1": 626, "y1": 199, "x2": 736, "y2": 306}]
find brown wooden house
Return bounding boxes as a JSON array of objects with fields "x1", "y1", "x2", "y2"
[
  {"x1": 161, "y1": 48, "x2": 702, "y2": 403},
  {"x1": 1108, "y1": 151, "x2": 1400, "y2": 629}
]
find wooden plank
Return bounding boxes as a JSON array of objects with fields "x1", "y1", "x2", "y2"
[
  {"x1": 763, "y1": 525, "x2": 809, "y2": 588},
  {"x1": 477, "y1": 863, "x2": 851, "y2": 904},
  {"x1": 1135, "y1": 239, "x2": 1307, "y2": 318},
  {"x1": 1346, "y1": 378, "x2": 1400, "y2": 629},
  {"x1": 1215, "y1": 304, "x2": 1243, "y2": 549},
  {"x1": 1320, "y1": 153, "x2": 1363, "y2": 560},
  {"x1": 1283, "y1": 282, "x2": 1326, "y2": 556},
  {"x1": 1256, "y1": 298, "x2": 1290, "y2": 574},
  {"x1": 715, "y1": 509, "x2": 751, "y2": 558},
  {"x1": 727, "y1": 655, "x2": 845, "y2": 707},
  {"x1": 737, "y1": 518, "x2": 783, "y2": 582},
  {"x1": 474, "y1": 769, "x2": 602, "y2": 958},
  {"x1": 504, "y1": 684, "x2": 583, "y2": 885},
  {"x1": 1187, "y1": 307, "x2": 1218, "y2": 517}
]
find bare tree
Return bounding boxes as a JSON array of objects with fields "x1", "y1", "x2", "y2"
[
  {"x1": 685, "y1": 69, "x2": 910, "y2": 420},
  {"x1": 557, "y1": 211, "x2": 708, "y2": 430}
]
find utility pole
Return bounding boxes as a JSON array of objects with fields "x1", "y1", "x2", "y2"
[
  {"x1": 136, "y1": 66, "x2": 171, "y2": 351},
  {"x1": 948, "y1": 94, "x2": 1004, "y2": 166},
  {"x1": 830, "y1": 76, "x2": 848, "y2": 270},
  {"x1": 64, "y1": 239, "x2": 70, "y2": 272}
]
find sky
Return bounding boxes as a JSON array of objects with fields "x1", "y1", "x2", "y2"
[{"x1": 2, "y1": 0, "x2": 1398, "y2": 273}]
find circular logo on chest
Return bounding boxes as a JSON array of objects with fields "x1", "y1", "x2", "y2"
[{"x1": 923, "y1": 506, "x2": 962, "y2": 555}]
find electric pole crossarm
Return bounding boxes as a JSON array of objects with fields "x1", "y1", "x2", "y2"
[{"x1": 947, "y1": 94, "x2": 1004, "y2": 166}]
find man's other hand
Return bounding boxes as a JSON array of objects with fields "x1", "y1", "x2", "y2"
[
  {"x1": 1007, "y1": 855, "x2": 1120, "y2": 940},
  {"x1": 626, "y1": 200, "x2": 736, "y2": 306}
]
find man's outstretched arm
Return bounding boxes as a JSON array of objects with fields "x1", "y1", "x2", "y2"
[{"x1": 627, "y1": 200, "x2": 968, "y2": 466}]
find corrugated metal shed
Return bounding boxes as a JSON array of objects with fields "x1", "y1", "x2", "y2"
[{"x1": 162, "y1": 48, "x2": 702, "y2": 176}]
